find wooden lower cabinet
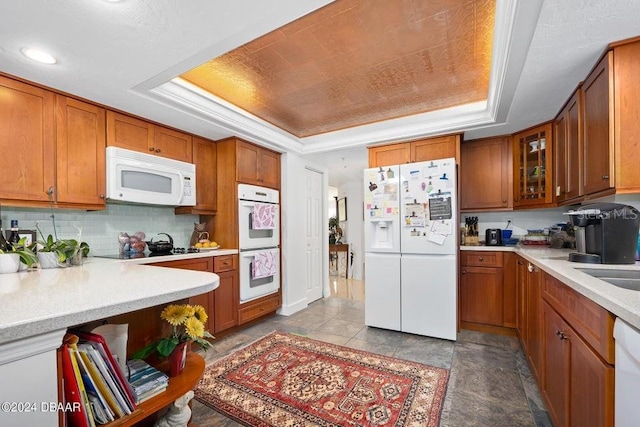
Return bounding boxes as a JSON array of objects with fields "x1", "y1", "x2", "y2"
[
  {"x1": 459, "y1": 251, "x2": 516, "y2": 330},
  {"x1": 460, "y1": 266, "x2": 503, "y2": 326},
  {"x1": 524, "y1": 261, "x2": 544, "y2": 382},
  {"x1": 238, "y1": 293, "x2": 281, "y2": 325},
  {"x1": 213, "y1": 268, "x2": 238, "y2": 334},
  {"x1": 542, "y1": 301, "x2": 614, "y2": 427},
  {"x1": 149, "y1": 255, "x2": 240, "y2": 335}
]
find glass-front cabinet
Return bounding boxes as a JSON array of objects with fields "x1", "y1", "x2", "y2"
[{"x1": 513, "y1": 122, "x2": 554, "y2": 207}]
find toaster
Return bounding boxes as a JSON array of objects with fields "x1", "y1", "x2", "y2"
[{"x1": 485, "y1": 228, "x2": 503, "y2": 246}]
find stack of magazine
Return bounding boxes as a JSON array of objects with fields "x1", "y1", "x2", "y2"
[
  {"x1": 60, "y1": 331, "x2": 137, "y2": 426},
  {"x1": 126, "y1": 359, "x2": 169, "y2": 403}
]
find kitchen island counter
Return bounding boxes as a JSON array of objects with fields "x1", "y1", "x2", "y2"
[
  {"x1": 461, "y1": 244, "x2": 640, "y2": 330},
  {"x1": 0, "y1": 258, "x2": 220, "y2": 346}
]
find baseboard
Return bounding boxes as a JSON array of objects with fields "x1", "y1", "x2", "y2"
[
  {"x1": 277, "y1": 297, "x2": 308, "y2": 316},
  {"x1": 460, "y1": 321, "x2": 517, "y2": 337}
]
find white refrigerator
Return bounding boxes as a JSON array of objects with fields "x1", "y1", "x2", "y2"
[{"x1": 364, "y1": 158, "x2": 458, "y2": 340}]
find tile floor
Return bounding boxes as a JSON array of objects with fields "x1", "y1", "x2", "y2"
[{"x1": 191, "y1": 276, "x2": 552, "y2": 426}]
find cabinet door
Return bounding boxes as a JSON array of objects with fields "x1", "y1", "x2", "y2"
[
  {"x1": 189, "y1": 291, "x2": 214, "y2": 333},
  {"x1": 526, "y1": 263, "x2": 544, "y2": 382},
  {"x1": 569, "y1": 327, "x2": 614, "y2": 427},
  {"x1": 502, "y1": 252, "x2": 517, "y2": 328},
  {"x1": 460, "y1": 137, "x2": 510, "y2": 210},
  {"x1": 554, "y1": 92, "x2": 584, "y2": 204},
  {"x1": 259, "y1": 148, "x2": 281, "y2": 189},
  {"x1": 513, "y1": 122, "x2": 554, "y2": 207},
  {"x1": 0, "y1": 76, "x2": 55, "y2": 203},
  {"x1": 368, "y1": 143, "x2": 410, "y2": 167},
  {"x1": 213, "y1": 270, "x2": 238, "y2": 333},
  {"x1": 516, "y1": 256, "x2": 527, "y2": 345},
  {"x1": 411, "y1": 135, "x2": 459, "y2": 162},
  {"x1": 543, "y1": 301, "x2": 570, "y2": 427},
  {"x1": 153, "y1": 126, "x2": 193, "y2": 163},
  {"x1": 582, "y1": 52, "x2": 614, "y2": 195},
  {"x1": 55, "y1": 96, "x2": 106, "y2": 207},
  {"x1": 236, "y1": 140, "x2": 261, "y2": 185},
  {"x1": 460, "y1": 266, "x2": 503, "y2": 326},
  {"x1": 106, "y1": 111, "x2": 154, "y2": 153}
]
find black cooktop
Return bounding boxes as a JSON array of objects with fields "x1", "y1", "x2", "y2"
[{"x1": 96, "y1": 247, "x2": 200, "y2": 260}]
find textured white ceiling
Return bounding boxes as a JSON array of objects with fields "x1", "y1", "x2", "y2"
[{"x1": 2, "y1": 0, "x2": 640, "y2": 186}]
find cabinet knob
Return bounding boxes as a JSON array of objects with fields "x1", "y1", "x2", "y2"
[
  {"x1": 99, "y1": 194, "x2": 105, "y2": 199},
  {"x1": 461, "y1": 270, "x2": 466, "y2": 275},
  {"x1": 560, "y1": 333, "x2": 569, "y2": 341},
  {"x1": 149, "y1": 147, "x2": 155, "y2": 152},
  {"x1": 502, "y1": 199, "x2": 507, "y2": 204},
  {"x1": 555, "y1": 330, "x2": 562, "y2": 336},
  {"x1": 155, "y1": 148, "x2": 161, "y2": 153},
  {"x1": 527, "y1": 263, "x2": 534, "y2": 273},
  {"x1": 478, "y1": 256, "x2": 483, "y2": 261},
  {"x1": 602, "y1": 175, "x2": 609, "y2": 180}
]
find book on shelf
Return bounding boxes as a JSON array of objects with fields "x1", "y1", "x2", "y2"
[
  {"x1": 71, "y1": 330, "x2": 137, "y2": 412},
  {"x1": 126, "y1": 359, "x2": 169, "y2": 403},
  {"x1": 137, "y1": 384, "x2": 168, "y2": 403},
  {"x1": 75, "y1": 349, "x2": 115, "y2": 424},
  {"x1": 76, "y1": 346, "x2": 122, "y2": 419},
  {"x1": 59, "y1": 343, "x2": 91, "y2": 427}
]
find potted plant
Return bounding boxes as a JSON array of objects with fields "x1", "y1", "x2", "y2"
[
  {"x1": 132, "y1": 304, "x2": 214, "y2": 376},
  {"x1": 329, "y1": 216, "x2": 339, "y2": 244},
  {"x1": 35, "y1": 224, "x2": 90, "y2": 268},
  {"x1": 0, "y1": 237, "x2": 38, "y2": 273}
]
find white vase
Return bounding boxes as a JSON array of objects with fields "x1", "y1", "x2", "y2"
[
  {"x1": 0, "y1": 253, "x2": 20, "y2": 274},
  {"x1": 38, "y1": 252, "x2": 61, "y2": 269}
]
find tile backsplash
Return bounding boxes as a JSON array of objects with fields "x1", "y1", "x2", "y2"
[{"x1": 0, "y1": 203, "x2": 199, "y2": 255}]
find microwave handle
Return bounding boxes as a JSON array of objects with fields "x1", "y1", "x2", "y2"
[{"x1": 177, "y1": 171, "x2": 185, "y2": 204}]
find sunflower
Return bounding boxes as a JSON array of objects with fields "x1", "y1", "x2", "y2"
[
  {"x1": 160, "y1": 304, "x2": 191, "y2": 326},
  {"x1": 185, "y1": 316, "x2": 205, "y2": 339},
  {"x1": 192, "y1": 305, "x2": 208, "y2": 324}
]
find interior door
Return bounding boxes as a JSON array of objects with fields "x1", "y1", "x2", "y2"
[{"x1": 305, "y1": 168, "x2": 323, "y2": 303}]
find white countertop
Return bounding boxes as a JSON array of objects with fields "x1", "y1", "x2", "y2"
[
  {"x1": 0, "y1": 251, "x2": 238, "y2": 345},
  {"x1": 462, "y1": 244, "x2": 640, "y2": 330}
]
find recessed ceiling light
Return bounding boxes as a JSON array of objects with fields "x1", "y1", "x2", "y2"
[{"x1": 21, "y1": 48, "x2": 57, "y2": 64}]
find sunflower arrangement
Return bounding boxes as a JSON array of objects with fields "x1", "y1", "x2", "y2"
[{"x1": 132, "y1": 304, "x2": 214, "y2": 359}]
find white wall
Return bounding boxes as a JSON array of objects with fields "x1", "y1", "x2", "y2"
[
  {"x1": 279, "y1": 152, "x2": 329, "y2": 316},
  {"x1": 0, "y1": 204, "x2": 198, "y2": 255},
  {"x1": 336, "y1": 179, "x2": 364, "y2": 279}
]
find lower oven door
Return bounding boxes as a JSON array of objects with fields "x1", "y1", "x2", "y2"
[{"x1": 239, "y1": 248, "x2": 280, "y2": 303}]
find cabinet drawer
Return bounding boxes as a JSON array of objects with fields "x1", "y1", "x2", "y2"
[
  {"x1": 461, "y1": 251, "x2": 503, "y2": 267},
  {"x1": 213, "y1": 255, "x2": 236, "y2": 272},
  {"x1": 238, "y1": 294, "x2": 280, "y2": 324},
  {"x1": 542, "y1": 274, "x2": 615, "y2": 363}
]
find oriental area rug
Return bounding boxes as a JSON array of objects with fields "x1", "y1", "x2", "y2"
[{"x1": 195, "y1": 332, "x2": 449, "y2": 427}]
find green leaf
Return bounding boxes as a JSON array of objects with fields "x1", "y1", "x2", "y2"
[
  {"x1": 157, "y1": 338, "x2": 179, "y2": 357},
  {"x1": 131, "y1": 341, "x2": 159, "y2": 360}
]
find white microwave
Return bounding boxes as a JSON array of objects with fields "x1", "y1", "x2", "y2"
[{"x1": 106, "y1": 147, "x2": 196, "y2": 206}]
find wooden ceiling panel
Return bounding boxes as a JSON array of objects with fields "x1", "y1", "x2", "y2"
[{"x1": 180, "y1": 0, "x2": 495, "y2": 137}]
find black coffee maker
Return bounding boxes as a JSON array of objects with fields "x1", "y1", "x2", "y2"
[{"x1": 566, "y1": 203, "x2": 640, "y2": 264}]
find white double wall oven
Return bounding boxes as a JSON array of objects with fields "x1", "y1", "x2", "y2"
[{"x1": 238, "y1": 184, "x2": 280, "y2": 303}]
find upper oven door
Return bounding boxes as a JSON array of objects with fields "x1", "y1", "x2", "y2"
[{"x1": 238, "y1": 200, "x2": 280, "y2": 249}]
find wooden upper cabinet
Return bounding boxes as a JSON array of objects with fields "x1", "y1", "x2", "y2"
[
  {"x1": 175, "y1": 136, "x2": 217, "y2": 215},
  {"x1": 55, "y1": 96, "x2": 106, "y2": 208},
  {"x1": 154, "y1": 126, "x2": 192, "y2": 163},
  {"x1": 582, "y1": 52, "x2": 614, "y2": 195},
  {"x1": 368, "y1": 143, "x2": 410, "y2": 167},
  {"x1": 460, "y1": 136, "x2": 511, "y2": 211},
  {"x1": 554, "y1": 89, "x2": 583, "y2": 204},
  {"x1": 612, "y1": 39, "x2": 640, "y2": 193},
  {"x1": 411, "y1": 135, "x2": 460, "y2": 162},
  {"x1": 0, "y1": 75, "x2": 55, "y2": 203},
  {"x1": 513, "y1": 122, "x2": 554, "y2": 208},
  {"x1": 236, "y1": 139, "x2": 280, "y2": 189},
  {"x1": 368, "y1": 134, "x2": 460, "y2": 168},
  {"x1": 106, "y1": 111, "x2": 192, "y2": 163}
]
